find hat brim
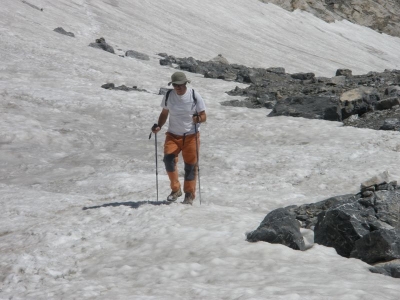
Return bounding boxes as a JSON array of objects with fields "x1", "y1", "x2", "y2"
[{"x1": 168, "y1": 80, "x2": 191, "y2": 86}]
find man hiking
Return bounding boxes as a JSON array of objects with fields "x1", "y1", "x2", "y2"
[{"x1": 151, "y1": 72, "x2": 206, "y2": 205}]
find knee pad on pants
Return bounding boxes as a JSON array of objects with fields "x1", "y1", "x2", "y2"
[
  {"x1": 163, "y1": 154, "x2": 176, "y2": 172},
  {"x1": 184, "y1": 163, "x2": 196, "y2": 181}
]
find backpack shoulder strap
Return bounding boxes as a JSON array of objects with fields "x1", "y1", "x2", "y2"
[
  {"x1": 192, "y1": 89, "x2": 197, "y2": 106},
  {"x1": 165, "y1": 89, "x2": 172, "y2": 107}
]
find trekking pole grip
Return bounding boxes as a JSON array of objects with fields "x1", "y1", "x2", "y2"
[{"x1": 149, "y1": 123, "x2": 159, "y2": 139}]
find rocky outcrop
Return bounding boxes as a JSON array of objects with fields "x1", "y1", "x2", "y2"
[
  {"x1": 248, "y1": 171, "x2": 400, "y2": 279},
  {"x1": 261, "y1": 0, "x2": 400, "y2": 38},
  {"x1": 159, "y1": 54, "x2": 400, "y2": 130}
]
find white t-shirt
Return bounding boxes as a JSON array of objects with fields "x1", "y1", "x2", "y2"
[{"x1": 160, "y1": 88, "x2": 206, "y2": 135}]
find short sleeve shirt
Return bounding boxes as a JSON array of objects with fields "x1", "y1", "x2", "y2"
[{"x1": 160, "y1": 88, "x2": 206, "y2": 135}]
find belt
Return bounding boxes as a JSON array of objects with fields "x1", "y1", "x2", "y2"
[{"x1": 167, "y1": 132, "x2": 198, "y2": 146}]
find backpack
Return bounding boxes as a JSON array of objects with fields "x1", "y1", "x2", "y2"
[{"x1": 165, "y1": 89, "x2": 197, "y2": 108}]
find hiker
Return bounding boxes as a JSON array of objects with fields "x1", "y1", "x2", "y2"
[{"x1": 151, "y1": 72, "x2": 206, "y2": 205}]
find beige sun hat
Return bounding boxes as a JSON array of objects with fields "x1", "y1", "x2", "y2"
[{"x1": 168, "y1": 72, "x2": 191, "y2": 86}]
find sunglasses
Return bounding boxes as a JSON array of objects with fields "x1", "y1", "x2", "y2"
[{"x1": 172, "y1": 83, "x2": 185, "y2": 87}]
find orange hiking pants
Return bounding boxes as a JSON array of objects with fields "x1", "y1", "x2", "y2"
[{"x1": 163, "y1": 132, "x2": 199, "y2": 198}]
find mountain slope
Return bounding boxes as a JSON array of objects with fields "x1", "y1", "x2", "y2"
[
  {"x1": 2, "y1": 1, "x2": 400, "y2": 299},
  {"x1": 263, "y1": 0, "x2": 400, "y2": 38}
]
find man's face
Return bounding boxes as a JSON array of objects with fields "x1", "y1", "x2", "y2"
[{"x1": 173, "y1": 83, "x2": 187, "y2": 95}]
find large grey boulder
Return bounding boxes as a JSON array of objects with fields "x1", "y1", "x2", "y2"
[
  {"x1": 268, "y1": 95, "x2": 341, "y2": 121},
  {"x1": 351, "y1": 229, "x2": 400, "y2": 263},
  {"x1": 314, "y1": 196, "x2": 372, "y2": 257},
  {"x1": 374, "y1": 189, "x2": 400, "y2": 227},
  {"x1": 314, "y1": 173, "x2": 400, "y2": 258},
  {"x1": 247, "y1": 208, "x2": 306, "y2": 251},
  {"x1": 339, "y1": 86, "x2": 380, "y2": 119}
]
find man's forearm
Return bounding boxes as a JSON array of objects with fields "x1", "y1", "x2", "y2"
[{"x1": 157, "y1": 112, "x2": 168, "y2": 128}]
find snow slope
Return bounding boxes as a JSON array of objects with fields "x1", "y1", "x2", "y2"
[{"x1": 1, "y1": 0, "x2": 400, "y2": 299}]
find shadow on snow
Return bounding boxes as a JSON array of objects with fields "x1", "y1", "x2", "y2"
[{"x1": 82, "y1": 200, "x2": 174, "y2": 210}]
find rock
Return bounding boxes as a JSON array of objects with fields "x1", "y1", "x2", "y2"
[
  {"x1": 250, "y1": 175, "x2": 400, "y2": 279},
  {"x1": 114, "y1": 85, "x2": 131, "y2": 91},
  {"x1": 177, "y1": 57, "x2": 199, "y2": 73},
  {"x1": 370, "y1": 259, "x2": 400, "y2": 278},
  {"x1": 343, "y1": 106, "x2": 400, "y2": 131},
  {"x1": 350, "y1": 229, "x2": 400, "y2": 263},
  {"x1": 160, "y1": 59, "x2": 172, "y2": 66},
  {"x1": 246, "y1": 174, "x2": 400, "y2": 279},
  {"x1": 380, "y1": 118, "x2": 400, "y2": 130},
  {"x1": 101, "y1": 83, "x2": 115, "y2": 89},
  {"x1": 385, "y1": 86, "x2": 400, "y2": 97},
  {"x1": 125, "y1": 50, "x2": 150, "y2": 61},
  {"x1": 53, "y1": 27, "x2": 75, "y2": 37},
  {"x1": 268, "y1": 95, "x2": 341, "y2": 121},
  {"x1": 219, "y1": 71, "x2": 237, "y2": 81},
  {"x1": 374, "y1": 189, "x2": 400, "y2": 227},
  {"x1": 101, "y1": 83, "x2": 147, "y2": 92},
  {"x1": 220, "y1": 97, "x2": 265, "y2": 109},
  {"x1": 336, "y1": 69, "x2": 353, "y2": 77},
  {"x1": 247, "y1": 208, "x2": 306, "y2": 251},
  {"x1": 210, "y1": 54, "x2": 230, "y2": 65},
  {"x1": 286, "y1": 194, "x2": 354, "y2": 229},
  {"x1": 314, "y1": 195, "x2": 372, "y2": 257},
  {"x1": 267, "y1": 67, "x2": 286, "y2": 74},
  {"x1": 375, "y1": 98, "x2": 400, "y2": 110},
  {"x1": 328, "y1": 76, "x2": 346, "y2": 86},
  {"x1": 339, "y1": 86, "x2": 380, "y2": 119},
  {"x1": 360, "y1": 171, "x2": 391, "y2": 191},
  {"x1": 89, "y1": 37, "x2": 115, "y2": 54},
  {"x1": 291, "y1": 72, "x2": 315, "y2": 80}
]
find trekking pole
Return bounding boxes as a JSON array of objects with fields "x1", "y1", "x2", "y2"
[
  {"x1": 193, "y1": 114, "x2": 202, "y2": 205},
  {"x1": 149, "y1": 124, "x2": 159, "y2": 202}
]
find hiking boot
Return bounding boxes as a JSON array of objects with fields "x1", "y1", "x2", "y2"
[
  {"x1": 182, "y1": 193, "x2": 194, "y2": 205},
  {"x1": 167, "y1": 189, "x2": 182, "y2": 202}
]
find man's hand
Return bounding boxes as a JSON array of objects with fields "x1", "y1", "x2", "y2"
[
  {"x1": 151, "y1": 123, "x2": 161, "y2": 133},
  {"x1": 192, "y1": 114, "x2": 202, "y2": 124}
]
